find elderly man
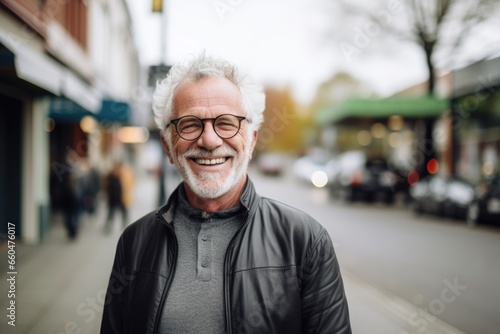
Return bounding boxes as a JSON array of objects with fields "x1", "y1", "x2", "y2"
[{"x1": 101, "y1": 53, "x2": 351, "y2": 333}]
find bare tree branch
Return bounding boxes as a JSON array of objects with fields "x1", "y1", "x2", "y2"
[{"x1": 322, "y1": 0, "x2": 500, "y2": 91}]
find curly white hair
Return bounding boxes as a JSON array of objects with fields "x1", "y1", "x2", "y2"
[{"x1": 152, "y1": 52, "x2": 266, "y2": 139}]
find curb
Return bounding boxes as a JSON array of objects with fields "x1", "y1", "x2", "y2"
[{"x1": 342, "y1": 269, "x2": 466, "y2": 334}]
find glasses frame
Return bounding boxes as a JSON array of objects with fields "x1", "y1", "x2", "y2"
[{"x1": 167, "y1": 114, "x2": 248, "y2": 141}]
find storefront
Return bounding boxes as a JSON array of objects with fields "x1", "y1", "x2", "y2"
[
  {"x1": 0, "y1": 28, "x2": 128, "y2": 243},
  {"x1": 315, "y1": 96, "x2": 449, "y2": 176},
  {"x1": 451, "y1": 57, "x2": 500, "y2": 184}
]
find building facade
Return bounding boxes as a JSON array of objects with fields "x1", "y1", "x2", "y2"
[
  {"x1": 451, "y1": 58, "x2": 500, "y2": 184},
  {"x1": 0, "y1": 0, "x2": 141, "y2": 243}
]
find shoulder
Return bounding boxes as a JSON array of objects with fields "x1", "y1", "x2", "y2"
[
  {"x1": 234, "y1": 194, "x2": 333, "y2": 269},
  {"x1": 120, "y1": 184, "x2": 180, "y2": 244},
  {"x1": 124, "y1": 210, "x2": 158, "y2": 233},
  {"x1": 114, "y1": 209, "x2": 173, "y2": 272},
  {"x1": 118, "y1": 210, "x2": 166, "y2": 251},
  {"x1": 258, "y1": 196, "x2": 323, "y2": 231},
  {"x1": 252, "y1": 196, "x2": 329, "y2": 249}
]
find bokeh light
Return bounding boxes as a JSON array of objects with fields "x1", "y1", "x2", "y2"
[
  {"x1": 427, "y1": 158, "x2": 439, "y2": 175},
  {"x1": 311, "y1": 170, "x2": 328, "y2": 188}
]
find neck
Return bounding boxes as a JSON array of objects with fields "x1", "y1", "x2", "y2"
[{"x1": 183, "y1": 176, "x2": 247, "y2": 213}]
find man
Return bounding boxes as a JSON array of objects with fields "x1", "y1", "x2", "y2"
[{"x1": 101, "y1": 53, "x2": 351, "y2": 333}]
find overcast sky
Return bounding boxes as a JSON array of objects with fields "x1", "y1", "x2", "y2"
[{"x1": 125, "y1": 0, "x2": 497, "y2": 104}]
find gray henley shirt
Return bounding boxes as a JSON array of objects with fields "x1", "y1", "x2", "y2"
[{"x1": 159, "y1": 186, "x2": 245, "y2": 333}]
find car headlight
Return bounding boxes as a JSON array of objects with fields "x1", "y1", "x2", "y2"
[{"x1": 311, "y1": 171, "x2": 328, "y2": 188}]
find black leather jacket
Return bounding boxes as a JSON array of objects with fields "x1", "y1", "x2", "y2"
[{"x1": 101, "y1": 178, "x2": 351, "y2": 333}]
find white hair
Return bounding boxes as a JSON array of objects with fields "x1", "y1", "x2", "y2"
[{"x1": 152, "y1": 52, "x2": 266, "y2": 139}]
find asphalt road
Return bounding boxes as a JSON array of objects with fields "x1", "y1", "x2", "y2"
[
  {"x1": 2, "y1": 169, "x2": 496, "y2": 333},
  {"x1": 249, "y1": 168, "x2": 500, "y2": 334}
]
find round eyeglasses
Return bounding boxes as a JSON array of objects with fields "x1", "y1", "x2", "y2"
[{"x1": 167, "y1": 114, "x2": 248, "y2": 141}]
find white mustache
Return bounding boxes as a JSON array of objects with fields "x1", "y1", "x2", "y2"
[{"x1": 183, "y1": 146, "x2": 237, "y2": 159}]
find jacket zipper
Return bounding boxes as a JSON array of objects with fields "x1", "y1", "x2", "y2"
[{"x1": 152, "y1": 212, "x2": 178, "y2": 334}]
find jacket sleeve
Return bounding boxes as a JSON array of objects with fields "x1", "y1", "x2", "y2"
[
  {"x1": 100, "y1": 235, "x2": 127, "y2": 333},
  {"x1": 300, "y1": 228, "x2": 351, "y2": 333}
]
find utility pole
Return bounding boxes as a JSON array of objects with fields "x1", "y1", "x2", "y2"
[
  {"x1": 160, "y1": 0, "x2": 167, "y2": 65},
  {"x1": 151, "y1": 0, "x2": 171, "y2": 206}
]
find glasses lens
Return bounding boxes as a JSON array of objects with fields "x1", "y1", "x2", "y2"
[
  {"x1": 214, "y1": 115, "x2": 241, "y2": 138},
  {"x1": 177, "y1": 117, "x2": 203, "y2": 140}
]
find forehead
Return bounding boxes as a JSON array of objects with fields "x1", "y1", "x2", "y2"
[{"x1": 173, "y1": 77, "x2": 243, "y2": 117}]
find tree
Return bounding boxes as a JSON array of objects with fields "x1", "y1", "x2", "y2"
[
  {"x1": 330, "y1": 0, "x2": 500, "y2": 94},
  {"x1": 256, "y1": 87, "x2": 304, "y2": 153},
  {"x1": 312, "y1": 71, "x2": 375, "y2": 108},
  {"x1": 323, "y1": 0, "x2": 500, "y2": 176},
  {"x1": 402, "y1": 0, "x2": 498, "y2": 94}
]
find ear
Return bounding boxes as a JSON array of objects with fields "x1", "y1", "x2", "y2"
[{"x1": 160, "y1": 132, "x2": 175, "y2": 164}]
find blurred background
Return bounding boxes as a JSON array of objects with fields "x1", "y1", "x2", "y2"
[{"x1": 1, "y1": 0, "x2": 500, "y2": 333}]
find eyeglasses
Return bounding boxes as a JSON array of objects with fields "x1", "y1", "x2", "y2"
[{"x1": 167, "y1": 114, "x2": 248, "y2": 141}]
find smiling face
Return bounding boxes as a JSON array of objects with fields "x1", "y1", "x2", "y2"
[{"x1": 163, "y1": 76, "x2": 258, "y2": 210}]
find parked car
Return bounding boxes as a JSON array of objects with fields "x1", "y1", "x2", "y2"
[
  {"x1": 410, "y1": 174, "x2": 475, "y2": 219},
  {"x1": 328, "y1": 150, "x2": 397, "y2": 203},
  {"x1": 257, "y1": 152, "x2": 288, "y2": 176},
  {"x1": 292, "y1": 153, "x2": 334, "y2": 188},
  {"x1": 466, "y1": 174, "x2": 500, "y2": 226}
]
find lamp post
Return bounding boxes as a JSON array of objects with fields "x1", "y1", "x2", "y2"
[{"x1": 150, "y1": 0, "x2": 171, "y2": 206}]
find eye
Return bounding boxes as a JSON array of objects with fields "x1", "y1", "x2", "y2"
[
  {"x1": 178, "y1": 118, "x2": 202, "y2": 133},
  {"x1": 215, "y1": 116, "x2": 239, "y2": 130}
]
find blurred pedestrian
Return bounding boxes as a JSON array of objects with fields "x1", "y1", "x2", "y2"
[
  {"x1": 104, "y1": 163, "x2": 125, "y2": 233},
  {"x1": 81, "y1": 159, "x2": 101, "y2": 216},
  {"x1": 60, "y1": 168, "x2": 81, "y2": 240},
  {"x1": 104, "y1": 162, "x2": 135, "y2": 233},
  {"x1": 101, "y1": 53, "x2": 351, "y2": 333},
  {"x1": 118, "y1": 161, "x2": 135, "y2": 223}
]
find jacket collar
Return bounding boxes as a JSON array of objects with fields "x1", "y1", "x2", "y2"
[
  {"x1": 157, "y1": 176, "x2": 260, "y2": 226},
  {"x1": 239, "y1": 177, "x2": 258, "y2": 214}
]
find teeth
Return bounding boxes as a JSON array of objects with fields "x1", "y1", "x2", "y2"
[{"x1": 195, "y1": 157, "x2": 226, "y2": 165}]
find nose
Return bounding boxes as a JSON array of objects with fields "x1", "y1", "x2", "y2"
[{"x1": 196, "y1": 120, "x2": 223, "y2": 150}]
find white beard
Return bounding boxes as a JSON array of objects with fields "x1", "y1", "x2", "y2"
[{"x1": 169, "y1": 142, "x2": 252, "y2": 199}]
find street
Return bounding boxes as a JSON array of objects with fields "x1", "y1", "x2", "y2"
[
  {"x1": 3, "y1": 1, "x2": 500, "y2": 332},
  {"x1": 1, "y1": 169, "x2": 499, "y2": 333},
  {"x1": 249, "y1": 168, "x2": 500, "y2": 334}
]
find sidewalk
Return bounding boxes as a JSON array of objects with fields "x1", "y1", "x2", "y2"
[
  {"x1": 0, "y1": 172, "x2": 465, "y2": 334},
  {"x1": 0, "y1": 171, "x2": 160, "y2": 334},
  {"x1": 343, "y1": 269, "x2": 465, "y2": 334}
]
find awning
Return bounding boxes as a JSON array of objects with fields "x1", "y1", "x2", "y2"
[
  {"x1": 96, "y1": 99, "x2": 130, "y2": 123},
  {"x1": 50, "y1": 97, "x2": 130, "y2": 123},
  {"x1": 49, "y1": 97, "x2": 93, "y2": 122},
  {"x1": 315, "y1": 97, "x2": 449, "y2": 125},
  {"x1": 0, "y1": 29, "x2": 100, "y2": 113}
]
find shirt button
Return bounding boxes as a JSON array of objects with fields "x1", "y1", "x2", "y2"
[
  {"x1": 201, "y1": 260, "x2": 208, "y2": 268},
  {"x1": 201, "y1": 235, "x2": 208, "y2": 241}
]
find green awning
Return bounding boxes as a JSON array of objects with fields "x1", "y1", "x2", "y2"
[{"x1": 315, "y1": 97, "x2": 449, "y2": 125}]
